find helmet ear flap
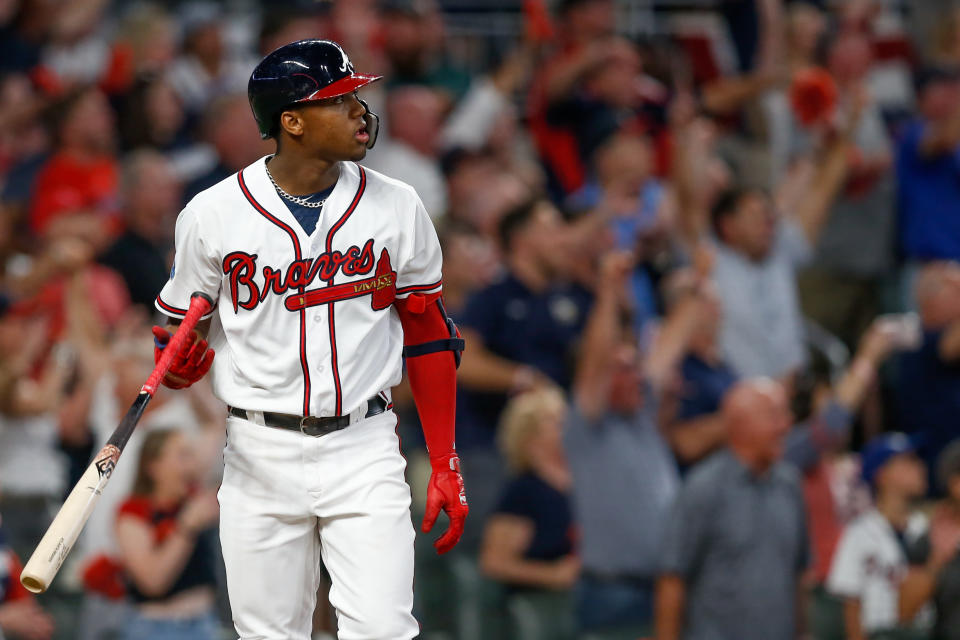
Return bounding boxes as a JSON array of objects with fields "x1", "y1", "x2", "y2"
[{"x1": 357, "y1": 97, "x2": 380, "y2": 149}]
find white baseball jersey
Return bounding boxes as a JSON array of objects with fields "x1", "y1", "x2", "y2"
[
  {"x1": 826, "y1": 508, "x2": 931, "y2": 632},
  {"x1": 155, "y1": 157, "x2": 442, "y2": 417}
]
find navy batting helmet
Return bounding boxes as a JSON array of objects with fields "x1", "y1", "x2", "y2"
[{"x1": 248, "y1": 39, "x2": 382, "y2": 146}]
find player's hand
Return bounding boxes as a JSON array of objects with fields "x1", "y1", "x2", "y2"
[
  {"x1": 422, "y1": 454, "x2": 468, "y2": 555},
  {"x1": 0, "y1": 599, "x2": 55, "y2": 640},
  {"x1": 153, "y1": 325, "x2": 215, "y2": 389}
]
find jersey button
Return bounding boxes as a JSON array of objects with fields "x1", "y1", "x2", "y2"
[{"x1": 314, "y1": 315, "x2": 323, "y2": 323}]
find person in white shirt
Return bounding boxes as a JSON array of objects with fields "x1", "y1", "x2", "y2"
[{"x1": 827, "y1": 434, "x2": 933, "y2": 639}]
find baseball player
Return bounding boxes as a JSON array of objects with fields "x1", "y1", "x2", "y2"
[{"x1": 150, "y1": 39, "x2": 467, "y2": 639}]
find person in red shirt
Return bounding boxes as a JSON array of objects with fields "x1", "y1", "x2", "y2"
[
  {"x1": 28, "y1": 86, "x2": 120, "y2": 249},
  {"x1": 114, "y1": 429, "x2": 220, "y2": 640}
]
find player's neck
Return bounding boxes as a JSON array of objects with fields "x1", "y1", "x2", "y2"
[{"x1": 267, "y1": 151, "x2": 341, "y2": 196}]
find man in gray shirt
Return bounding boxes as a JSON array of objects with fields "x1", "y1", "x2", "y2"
[
  {"x1": 565, "y1": 252, "x2": 707, "y2": 638},
  {"x1": 655, "y1": 379, "x2": 810, "y2": 640},
  {"x1": 710, "y1": 130, "x2": 850, "y2": 379}
]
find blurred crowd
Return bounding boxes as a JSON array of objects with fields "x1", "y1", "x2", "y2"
[{"x1": 1, "y1": 0, "x2": 960, "y2": 639}]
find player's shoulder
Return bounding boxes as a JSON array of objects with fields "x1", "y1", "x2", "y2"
[{"x1": 184, "y1": 169, "x2": 244, "y2": 213}]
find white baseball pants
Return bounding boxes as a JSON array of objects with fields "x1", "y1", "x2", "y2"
[{"x1": 218, "y1": 410, "x2": 419, "y2": 640}]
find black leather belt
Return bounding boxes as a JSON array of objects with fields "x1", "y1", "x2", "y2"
[{"x1": 228, "y1": 395, "x2": 388, "y2": 437}]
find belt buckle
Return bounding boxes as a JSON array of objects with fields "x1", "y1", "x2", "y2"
[{"x1": 300, "y1": 416, "x2": 324, "y2": 437}]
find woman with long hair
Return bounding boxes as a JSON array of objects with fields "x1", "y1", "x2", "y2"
[
  {"x1": 114, "y1": 428, "x2": 220, "y2": 640},
  {"x1": 479, "y1": 386, "x2": 578, "y2": 639}
]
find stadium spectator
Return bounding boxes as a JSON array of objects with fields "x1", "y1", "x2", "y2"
[
  {"x1": 38, "y1": 0, "x2": 112, "y2": 89},
  {"x1": 0, "y1": 270, "x2": 106, "y2": 562},
  {"x1": 0, "y1": 498, "x2": 54, "y2": 640},
  {"x1": 527, "y1": 0, "x2": 615, "y2": 197},
  {"x1": 99, "y1": 150, "x2": 179, "y2": 311},
  {"x1": 656, "y1": 378, "x2": 809, "y2": 640},
  {"x1": 565, "y1": 131, "x2": 671, "y2": 328},
  {"x1": 479, "y1": 386, "x2": 577, "y2": 639},
  {"x1": 363, "y1": 85, "x2": 448, "y2": 219},
  {"x1": 897, "y1": 65, "x2": 960, "y2": 265},
  {"x1": 898, "y1": 262, "x2": 960, "y2": 487},
  {"x1": 379, "y1": 0, "x2": 469, "y2": 101},
  {"x1": 444, "y1": 152, "x2": 532, "y2": 237},
  {"x1": 437, "y1": 221, "x2": 498, "y2": 317},
  {"x1": 0, "y1": 72, "x2": 48, "y2": 179},
  {"x1": 166, "y1": 4, "x2": 248, "y2": 117},
  {"x1": 181, "y1": 93, "x2": 272, "y2": 204},
  {"x1": 27, "y1": 85, "x2": 120, "y2": 248},
  {"x1": 659, "y1": 266, "x2": 735, "y2": 466},
  {"x1": 565, "y1": 251, "x2": 707, "y2": 638},
  {"x1": 114, "y1": 429, "x2": 220, "y2": 640},
  {"x1": 257, "y1": 9, "x2": 325, "y2": 59},
  {"x1": 707, "y1": 125, "x2": 851, "y2": 380},
  {"x1": 917, "y1": 441, "x2": 960, "y2": 640},
  {"x1": 455, "y1": 197, "x2": 591, "y2": 545},
  {"x1": 826, "y1": 433, "x2": 933, "y2": 640},
  {"x1": 105, "y1": 3, "x2": 178, "y2": 94},
  {"x1": 116, "y1": 74, "x2": 192, "y2": 158},
  {"x1": 798, "y1": 31, "x2": 896, "y2": 349}
]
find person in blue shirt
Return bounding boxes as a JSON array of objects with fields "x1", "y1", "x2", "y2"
[
  {"x1": 455, "y1": 197, "x2": 591, "y2": 548},
  {"x1": 897, "y1": 65, "x2": 960, "y2": 263},
  {"x1": 898, "y1": 262, "x2": 960, "y2": 491}
]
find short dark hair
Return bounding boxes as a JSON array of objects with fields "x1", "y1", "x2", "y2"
[
  {"x1": 710, "y1": 188, "x2": 747, "y2": 241},
  {"x1": 709, "y1": 187, "x2": 769, "y2": 241},
  {"x1": 497, "y1": 197, "x2": 545, "y2": 252}
]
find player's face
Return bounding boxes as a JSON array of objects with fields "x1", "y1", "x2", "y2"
[{"x1": 289, "y1": 92, "x2": 371, "y2": 162}]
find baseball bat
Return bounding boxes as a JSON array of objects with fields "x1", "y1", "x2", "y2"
[{"x1": 19, "y1": 292, "x2": 214, "y2": 594}]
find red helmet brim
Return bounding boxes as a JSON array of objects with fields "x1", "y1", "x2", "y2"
[{"x1": 296, "y1": 73, "x2": 382, "y2": 103}]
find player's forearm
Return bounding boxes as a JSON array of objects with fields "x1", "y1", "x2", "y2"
[
  {"x1": 655, "y1": 574, "x2": 686, "y2": 640},
  {"x1": 398, "y1": 297, "x2": 460, "y2": 464},
  {"x1": 407, "y1": 350, "x2": 457, "y2": 464}
]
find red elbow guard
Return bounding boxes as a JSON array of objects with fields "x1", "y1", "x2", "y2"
[{"x1": 396, "y1": 294, "x2": 464, "y2": 367}]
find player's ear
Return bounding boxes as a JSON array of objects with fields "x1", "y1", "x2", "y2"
[{"x1": 278, "y1": 109, "x2": 305, "y2": 138}]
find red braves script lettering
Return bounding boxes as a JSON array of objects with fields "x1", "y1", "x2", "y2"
[{"x1": 224, "y1": 239, "x2": 375, "y2": 312}]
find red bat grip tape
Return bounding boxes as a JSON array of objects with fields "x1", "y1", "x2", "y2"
[{"x1": 142, "y1": 292, "x2": 214, "y2": 396}]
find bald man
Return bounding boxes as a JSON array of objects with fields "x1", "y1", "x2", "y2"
[{"x1": 655, "y1": 379, "x2": 810, "y2": 640}]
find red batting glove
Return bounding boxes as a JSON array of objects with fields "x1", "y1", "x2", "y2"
[
  {"x1": 422, "y1": 454, "x2": 468, "y2": 554},
  {"x1": 152, "y1": 326, "x2": 215, "y2": 390}
]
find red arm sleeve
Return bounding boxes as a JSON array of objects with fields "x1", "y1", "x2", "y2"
[{"x1": 395, "y1": 293, "x2": 457, "y2": 469}]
